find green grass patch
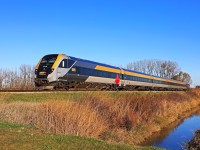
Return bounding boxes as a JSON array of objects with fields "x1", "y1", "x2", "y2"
[
  {"x1": 0, "y1": 121, "x2": 161, "y2": 150},
  {"x1": 0, "y1": 91, "x2": 185, "y2": 103},
  {"x1": 0, "y1": 121, "x2": 24, "y2": 129},
  {"x1": 0, "y1": 92, "x2": 90, "y2": 103}
]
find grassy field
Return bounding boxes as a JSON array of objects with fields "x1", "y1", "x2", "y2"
[
  {"x1": 0, "y1": 121, "x2": 160, "y2": 150},
  {"x1": 0, "y1": 90, "x2": 200, "y2": 148}
]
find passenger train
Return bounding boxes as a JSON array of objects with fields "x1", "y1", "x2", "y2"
[{"x1": 34, "y1": 54, "x2": 188, "y2": 90}]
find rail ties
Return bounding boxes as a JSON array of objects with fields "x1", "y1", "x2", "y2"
[
  {"x1": 0, "y1": 89, "x2": 180, "y2": 93},
  {"x1": 0, "y1": 90, "x2": 58, "y2": 93},
  {"x1": 0, "y1": 89, "x2": 100, "y2": 93}
]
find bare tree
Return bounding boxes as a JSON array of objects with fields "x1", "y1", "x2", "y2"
[
  {"x1": 127, "y1": 59, "x2": 180, "y2": 79},
  {"x1": 0, "y1": 69, "x2": 4, "y2": 90},
  {"x1": 173, "y1": 71, "x2": 192, "y2": 84},
  {"x1": 127, "y1": 59, "x2": 157, "y2": 75},
  {"x1": 0, "y1": 65, "x2": 35, "y2": 90},
  {"x1": 19, "y1": 64, "x2": 35, "y2": 89}
]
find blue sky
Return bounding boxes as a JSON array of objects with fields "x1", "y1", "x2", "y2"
[{"x1": 0, "y1": 0, "x2": 200, "y2": 86}]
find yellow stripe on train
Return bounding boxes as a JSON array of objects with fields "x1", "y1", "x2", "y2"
[
  {"x1": 52, "y1": 54, "x2": 65, "y2": 69},
  {"x1": 95, "y1": 65, "x2": 121, "y2": 74},
  {"x1": 36, "y1": 58, "x2": 42, "y2": 70},
  {"x1": 95, "y1": 65, "x2": 184, "y2": 85},
  {"x1": 95, "y1": 65, "x2": 154, "y2": 80},
  {"x1": 125, "y1": 71, "x2": 155, "y2": 80}
]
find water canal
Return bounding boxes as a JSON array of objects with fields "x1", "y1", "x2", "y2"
[{"x1": 141, "y1": 109, "x2": 200, "y2": 150}]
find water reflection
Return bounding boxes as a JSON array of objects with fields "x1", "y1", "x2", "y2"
[{"x1": 141, "y1": 109, "x2": 200, "y2": 150}]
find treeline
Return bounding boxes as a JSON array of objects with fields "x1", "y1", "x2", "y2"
[
  {"x1": 0, "y1": 65, "x2": 35, "y2": 90},
  {"x1": 127, "y1": 59, "x2": 179, "y2": 79},
  {"x1": 127, "y1": 59, "x2": 192, "y2": 84}
]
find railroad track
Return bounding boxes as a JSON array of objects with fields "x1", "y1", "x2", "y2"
[
  {"x1": 0, "y1": 89, "x2": 91, "y2": 93},
  {"x1": 0, "y1": 89, "x2": 122, "y2": 93},
  {"x1": 0, "y1": 89, "x2": 181, "y2": 93},
  {"x1": 0, "y1": 90, "x2": 37, "y2": 93}
]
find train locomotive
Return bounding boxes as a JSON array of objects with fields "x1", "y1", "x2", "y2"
[{"x1": 34, "y1": 54, "x2": 187, "y2": 90}]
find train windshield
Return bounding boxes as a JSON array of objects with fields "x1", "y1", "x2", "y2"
[
  {"x1": 41, "y1": 58, "x2": 56, "y2": 66},
  {"x1": 39, "y1": 54, "x2": 58, "y2": 68}
]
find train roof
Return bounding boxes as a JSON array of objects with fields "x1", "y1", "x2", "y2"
[{"x1": 69, "y1": 56, "x2": 120, "y2": 70}]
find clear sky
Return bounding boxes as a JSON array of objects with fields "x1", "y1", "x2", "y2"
[{"x1": 0, "y1": 0, "x2": 200, "y2": 86}]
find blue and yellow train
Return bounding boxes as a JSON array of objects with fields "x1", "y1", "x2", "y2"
[{"x1": 34, "y1": 54, "x2": 188, "y2": 90}]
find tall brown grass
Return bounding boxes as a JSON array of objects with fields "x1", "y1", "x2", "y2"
[
  {"x1": 0, "y1": 101, "x2": 107, "y2": 138},
  {"x1": 0, "y1": 89, "x2": 200, "y2": 144}
]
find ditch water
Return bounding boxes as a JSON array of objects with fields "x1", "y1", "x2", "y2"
[{"x1": 141, "y1": 109, "x2": 200, "y2": 150}]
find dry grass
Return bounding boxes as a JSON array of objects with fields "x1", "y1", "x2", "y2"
[
  {"x1": 0, "y1": 89, "x2": 200, "y2": 145},
  {"x1": 0, "y1": 101, "x2": 107, "y2": 138}
]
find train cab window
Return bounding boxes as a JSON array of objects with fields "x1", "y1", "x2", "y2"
[
  {"x1": 49, "y1": 58, "x2": 56, "y2": 64},
  {"x1": 40, "y1": 57, "x2": 57, "y2": 68},
  {"x1": 41, "y1": 60, "x2": 47, "y2": 64}
]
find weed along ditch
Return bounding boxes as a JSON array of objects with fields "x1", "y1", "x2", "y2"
[{"x1": 0, "y1": 90, "x2": 200, "y2": 149}]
